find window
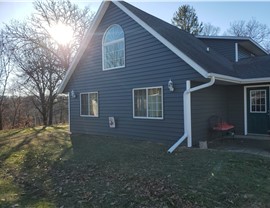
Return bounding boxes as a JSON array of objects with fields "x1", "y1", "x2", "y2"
[
  {"x1": 80, "y1": 92, "x2": 99, "y2": 117},
  {"x1": 133, "y1": 87, "x2": 163, "y2": 119},
  {"x1": 103, "y1": 24, "x2": 125, "y2": 70},
  {"x1": 250, "y1": 90, "x2": 267, "y2": 113}
]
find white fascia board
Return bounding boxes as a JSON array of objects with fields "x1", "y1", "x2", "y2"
[
  {"x1": 249, "y1": 39, "x2": 269, "y2": 55},
  {"x1": 196, "y1": 35, "x2": 251, "y2": 40},
  {"x1": 113, "y1": 1, "x2": 209, "y2": 78},
  {"x1": 208, "y1": 73, "x2": 270, "y2": 84},
  {"x1": 58, "y1": 1, "x2": 110, "y2": 94}
]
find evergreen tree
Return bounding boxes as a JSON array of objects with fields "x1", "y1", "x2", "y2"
[{"x1": 172, "y1": 5, "x2": 203, "y2": 35}]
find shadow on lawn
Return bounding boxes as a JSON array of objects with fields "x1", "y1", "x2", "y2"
[
  {"x1": 0, "y1": 127, "x2": 47, "y2": 164},
  {"x1": 2, "y1": 130, "x2": 270, "y2": 207},
  {"x1": 0, "y1": 126, "x2": 73, "y2": 208}
]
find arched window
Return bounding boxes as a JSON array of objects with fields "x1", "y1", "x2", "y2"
[{"x1": 103, "y1": 24, "x2": 125, "y2": 70}]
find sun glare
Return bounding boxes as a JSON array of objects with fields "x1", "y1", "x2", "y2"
[{"x1": 49, "y1": 23, "x2": 74, "y2": 45}]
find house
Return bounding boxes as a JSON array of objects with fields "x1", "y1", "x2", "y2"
[{"x1": 58, "y1": 1, "x2": 270, "y2": 153}]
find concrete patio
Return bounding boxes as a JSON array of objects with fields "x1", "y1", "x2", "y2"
[{"x1": 207, "y1": 135, "x2": 270, "y2": 158}]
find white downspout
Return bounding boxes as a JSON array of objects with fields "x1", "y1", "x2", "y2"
[{"x1": 168, "y1": 76, "x2": 215, "y2": 153}]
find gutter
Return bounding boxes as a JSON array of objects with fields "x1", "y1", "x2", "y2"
[
  {"x1": 209, "y1": 73, "x2": 270, "y2": 84},
  {"x1": 168, "y1": 76, "x2": 215, "y2": 153}
]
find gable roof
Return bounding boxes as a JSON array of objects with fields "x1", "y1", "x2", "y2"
[
  {"x1": 58, "y1": 1, "x2": 270, "y2": 93},
  {"x1": 117, "y1": 1, "x2": 236, "y2": 76},
  {"x1": 58, "y1": 1, "x2": 110, "y2": 94}
]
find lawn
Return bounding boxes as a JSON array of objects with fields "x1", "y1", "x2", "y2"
[{"x1": 0, "y1": 126, "x2": 270, "y2": 207}]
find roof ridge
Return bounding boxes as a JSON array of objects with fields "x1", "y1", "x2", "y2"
[{"x1": 117, "y1": 1, "x2": 236, "y2": 76}]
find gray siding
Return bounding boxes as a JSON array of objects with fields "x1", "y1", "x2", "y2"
[
  {"x1": 227, "y1": 85, "x2": 244, "y2": 134},
  {"x1": 199, "y1": 39, "x2": 236, "y2": 62},
  {"x1": 191, "y1": 84, "x2": 228, "y2": 143},
  {"x1": 199, "y1": 39, "x2": 256, "y2": 62},
  {"x1": 191, "y1": 84, "x2": 244, "y2": 143},
  {"x1": 65, "y1": 3, "x2": 201, "y2": 144}
]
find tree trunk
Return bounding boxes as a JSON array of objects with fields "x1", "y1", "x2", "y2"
[
  {"x1": 0, "y1": 109, "x2": 3, "y2": 130},
  {"x1": 41, "y1": 102, "x2": 48, "y2": 126},
  {"x1": 48, "y1": 95, "x2": 54, "y2": 126},
  {"x1": 42, "y1": 112, "x2": 48, "y2": 126},
  {"x1": 48, "y1": 103, "x2": 53, "y2": 126}
]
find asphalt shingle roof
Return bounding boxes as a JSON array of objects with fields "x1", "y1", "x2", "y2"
[
  {"x1": 235, "y1": 55, "x2": 270, "y2": 79},
  {"x1": 119, "y1": 1, "x2": 270, "y2": 80}
]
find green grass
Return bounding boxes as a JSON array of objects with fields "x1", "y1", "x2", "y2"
[{"x1": 0, "y1": 126, "x2": 270, "y2": 207}]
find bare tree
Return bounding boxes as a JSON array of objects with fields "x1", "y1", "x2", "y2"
[
  {"x1": 7, "y1": 89, "x2": 23, "y2": 129},
  {"x1": 5, "y1": 0, "x2": 94, "y2": 69},
  {"x1": 200, "y1": 23, "x2": 220, "y2": 36},
  {"x1": 12, "y1": 43, "x2": 65, "y2": 126},
  {"x1": 4, "y1": 0, "x2": 94, "y2": 126},
  {"x1": 53, "y1": 95, "x2": 68, "y2": 124},
  {"x1": 226, "y1": 18, "x2": 270, "y2": 52},
  {"x1": 0, "y1": 30, "x2": 13, "y2": 130}
]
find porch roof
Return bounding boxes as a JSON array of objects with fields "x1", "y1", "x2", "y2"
[{"x1": 234, "y1": 55, "x2": 270, "y2": 79}]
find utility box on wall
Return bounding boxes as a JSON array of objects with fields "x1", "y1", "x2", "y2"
[{"x1": 109, "y1": 117, "x2": 116, "y2": 128}]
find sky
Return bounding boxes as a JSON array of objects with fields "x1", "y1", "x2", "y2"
[{"x1": 0, "y1": 1, "x2": 270, "y2": 35}]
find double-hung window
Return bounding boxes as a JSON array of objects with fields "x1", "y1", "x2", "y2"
[
  {"x1": 103, "y1": 24, "x2": 125, "y2": 70},
  {"x1": 80, "y1": 92, "x2": 99, "y2": 117},
  {"x1": 133, "y1": 87, "x2": 163, "y2": 119}
]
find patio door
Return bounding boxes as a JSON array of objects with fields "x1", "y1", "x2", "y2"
[{"x1": 247, "y1": 87, "x2": 270, "y2": 134}]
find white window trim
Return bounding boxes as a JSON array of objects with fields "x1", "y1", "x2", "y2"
[
  {"x1": 249, "y1": 89, "x2": 267, "y2": 114},
  {"x1": 132, "y1": 86, "x2": 163, "y2": 120},
  {"x1": 80, "y1": 92, "x2": 99, "y2": 117},
  {"x1": 102, "y1": 24, "x2": 125, "y2": 71}
]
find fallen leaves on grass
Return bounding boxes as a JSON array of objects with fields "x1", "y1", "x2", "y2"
[{"x1": 48, "y1": 162, "x2": 197, "y2": 207}]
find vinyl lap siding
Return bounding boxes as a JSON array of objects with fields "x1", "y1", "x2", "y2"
[
  {"x1": 191, "y1": 84, "x2": 228, "y2": 143},
  {"x1": 227, "y1": 85, "x2": 244, "y2": 134},
  {"x1": 199, "y1": 39, "x2": 236, "y2": 62},
  {"x1": 65, "y1": 3, "x2": 202, "y2": 144},
  {"x1": 191, "y1": 84, "x2": 244, "y2": 143}
]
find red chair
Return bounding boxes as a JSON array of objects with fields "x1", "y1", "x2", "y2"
[{"x1": 209, "y1": 115, "x2": 235, "y2": 138}]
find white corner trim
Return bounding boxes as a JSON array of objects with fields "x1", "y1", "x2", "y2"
[
  {"x1": 243, "y1": 86, "x2": 247, "y2": 135},
  {"x1": 58, "y1": 1, "x2": 110, "y2": 94},
  {"x1": 113, "y1": 1, "x2": 209, "y2": 78},
  {"x1": 235, "y1": 42, "x2": 238, "y2": 62}
]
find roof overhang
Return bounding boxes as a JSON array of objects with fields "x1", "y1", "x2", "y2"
[
  {"x1": 58, "y1": 1, "x2": 211, "y2": 94},
  {"x1": 208, "y1": 73, "x2": 270, "y2": 84},
  {"x1": 58, "y1": 1, "x2": 110, "y2": 94},
  {"x1": 58, "y1": 2, "x2": 270, "y2": 94}
]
